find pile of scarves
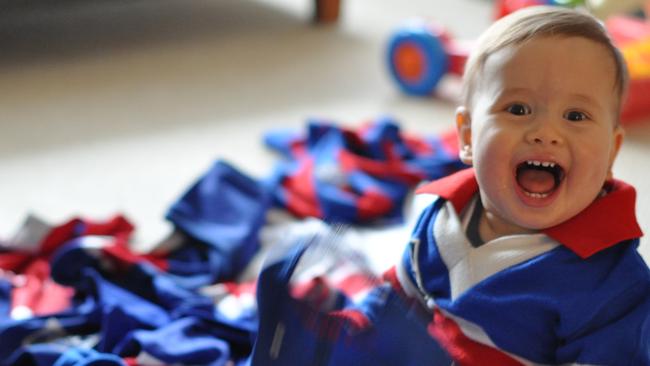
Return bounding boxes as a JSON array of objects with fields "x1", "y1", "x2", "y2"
[{"x1": 0, "y1": 116, "x2": 463, "y2": 365}]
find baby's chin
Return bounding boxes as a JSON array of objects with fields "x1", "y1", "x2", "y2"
[{"x1": 509, "y1": 208, "x2": 583, "y2": 231}]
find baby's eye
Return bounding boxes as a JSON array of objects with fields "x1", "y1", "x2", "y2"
[
  {"x1": 506, "y1": 103, "x2": 531, "y2": 116},
  {"x1": 564, "y1": 110, "x2": 589, "y2": 122}
]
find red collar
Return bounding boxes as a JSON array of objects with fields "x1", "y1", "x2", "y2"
[{"x1": 416, "y1": 168, "x2": 643, "y2": 259}]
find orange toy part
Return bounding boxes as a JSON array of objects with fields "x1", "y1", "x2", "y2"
[{"x1": 393, "y1": 42, "x2": 427, "y2": 83}]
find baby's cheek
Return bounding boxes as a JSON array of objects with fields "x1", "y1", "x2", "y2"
[
  {"x1": 475, "y1": 143, "x2": 509, "y2": 169},
  {"x1": 577, "y1": 149, "x2": 611, "y2": 181}
]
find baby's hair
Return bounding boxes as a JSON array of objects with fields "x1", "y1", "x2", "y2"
[{"x1": 461, "y1": 6, "x2": 628, "y2": 114}]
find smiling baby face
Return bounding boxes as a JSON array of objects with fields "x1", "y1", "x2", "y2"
[{"x1": 457, "y1": 36, "x2": 624, "y2": 237}]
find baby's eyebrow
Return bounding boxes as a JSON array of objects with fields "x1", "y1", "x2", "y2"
[
  {"x1": 495, "y1": 87, "x2": 533, "y2": 100},
  {"x1": 501, "y1": 87, "x2": 530, "y2": 94},
  {"x1": 567, "y1": 93, "x2": 601, "y2": 109}
]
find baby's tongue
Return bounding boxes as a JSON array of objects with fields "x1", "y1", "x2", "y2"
[{"x1": 517, "y1": 168, "x2": 555, "y2": 193}]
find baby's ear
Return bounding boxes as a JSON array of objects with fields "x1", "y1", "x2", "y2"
[
  {"x1": 606, "y1": 125, "x2": 625, "y2": 180},
  {"x1": 456, "y1": 106, "x2": 473, "y2": 165}
]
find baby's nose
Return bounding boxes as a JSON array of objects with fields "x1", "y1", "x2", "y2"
[{"x1": 525, "y1": 122, "x2": 563, "y2": 146}]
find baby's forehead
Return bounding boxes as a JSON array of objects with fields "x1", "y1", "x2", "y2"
[
  {"x1": 475, "y1": 36, "x2": 619, "y2": 100},
  {"x1": 484, "y1": 36, "x2": 614, "y2": 69}
]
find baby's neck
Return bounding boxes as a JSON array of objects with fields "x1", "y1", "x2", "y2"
[{"x1": 479, "y1": 208, "x2": 537, "y2": 242}]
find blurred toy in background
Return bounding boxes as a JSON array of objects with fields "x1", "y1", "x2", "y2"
[
  {"x1": 585, "y1": 0, "x2": 648, "y2": 19},
  {"x1": 386, "y1": 20, "x2": 471, "y2": 96},
  {"x1": 607, "y1": 16, "x2": 650, "y2": 123},
  {"x1": 494, "y1": 0, "x2": 650, "y2": 19},
  {"x1": 491, "y1": 0, "x2": 650, "y2": 19},
  {"x1": 387, "y1": 1, "x2": 650, "y2": 125},
  {"x1": 494, "y1": 0, "x2": 584, "y2": 19}
]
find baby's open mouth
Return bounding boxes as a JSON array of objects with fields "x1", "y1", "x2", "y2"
[{"x1": 516, "y1": 160, "x2": 565, "y2": 198}]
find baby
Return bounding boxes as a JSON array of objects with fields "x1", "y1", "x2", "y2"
[{"x1": 388, "y1": 6, "x2": 650, "y2": 365}]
